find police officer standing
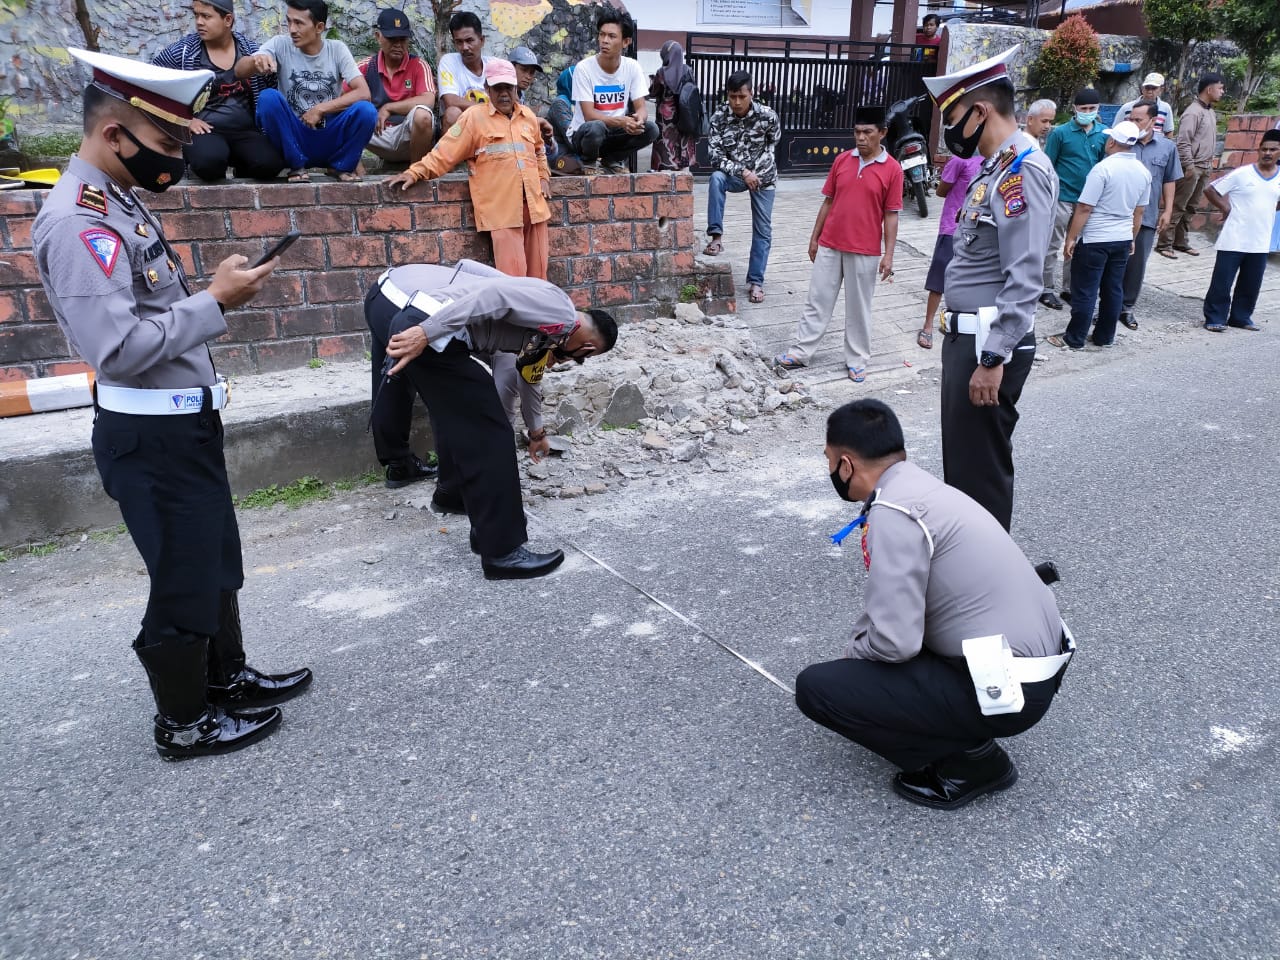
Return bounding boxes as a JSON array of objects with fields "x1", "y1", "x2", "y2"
[
  {"x1": 33, "y1": 49, "x2": 312, "y2": 760},
  {"x1": 922, "y1": 49, "x2": 1058, "y2": 531}
]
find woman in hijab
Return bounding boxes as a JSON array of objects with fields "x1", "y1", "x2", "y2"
[{"x1": 650, "y1": 40, "x2": 697, "y2": 171}]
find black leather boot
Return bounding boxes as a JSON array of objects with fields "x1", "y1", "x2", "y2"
[
  {"x1": 207, "y1": 591, "x2": 313, "y2": 710},
  {"x1": 135, "y1": 631, "x2": 281, "y2": 760},
  {"x1": 891, "y1": 740, "x2": 1018, "y2": 810}
]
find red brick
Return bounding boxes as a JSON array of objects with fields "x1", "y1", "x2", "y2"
[
  {"x1": 1248, "y1": 115, "x2": 1277, "y2": 132},
  {"x1": 566, "y1": 198, "x2": 613, "y2": 222},
  {"x1": 210, "y1": 342, "x2": 255, "y2": 376},
  {"x1": 279, "y1": 305, "x2": 334, "y2": 336},
  {"x1": 591, "y1": 222, "x2": 634, "y2": 253},
  {"x1": 200, "y1": 241, "x2": 258, "y2": 274},
  {"x1": 145, "y1": 190, "x2": 187, "y2": 211},
  {"x1": 657, "y1": 251, "x2": 696, "y2": 276},
  {"x1": 549, "y1": 177, "x2": 587, "y2": 197},
  {"x1": 254, "y1": 339, "x2": 313, "y2": 371},
  {"x1": 316, "y1": 181, "x2": 381, "y2": 205},
  {"x1": 4, "y1": 252, "x2": 40, "y2": 284},
  {"x1": 435, "y1": 178, "x2": 472, "y2": 202},
  {"x1": 160, "y1": 211, "x2": 227, "y2": 241},
  {"x1": 0, "y1": 323, "x2": 68, "y2": 363},
  {"x1": 222, "y1": 309, "x2": 277, "y2": 341},
  {"x1": 0, "y1": 194, "x2": 37, "y2": 217},
  {"x1": 253, "y1": 274, "x2": 304, "y2": 308},
  {"x1": 633, "y1": 172, "x2": 675, "y2": 193},
  {"x1": 23, "y1": 289, "x2": 54, "y2": 324},
  {"x1": 611, "y1": 253, "x2": 654, "y2": 281},
  {"x1": 546, "y1": 260, "x2": 570, "y2": 286},
  {"x1": 414, "y1": 204, "x2": 464, "y2": 230},
  {"x1": 635, "y1": 278, "x2": 683, "y2": 302},
  {"x1": 590, "y1": 282, "x2": 634, "y2": 306},
  {"x1": 0, "y1": 363, "x2": 36, "y2": 381},
  {"x1": 674, "y1": 220, "x2": 694, "y2": 247},
  {"x1": 1223, "y1": 132, "x2": 1254, "y2": 151},
  {"x1": 388, "y1": 233, "x2": 439, "y2": 264},
  {"x1": 315, "y1": 332, "x2": 367, "y2": 360},
  {"x1": 332, "y1": 302, "x2": 366, "y2": 332},
  {"x1": 588, "y1": 175, "x2": 633, "y2": 195},
  {"x1": 5, "y1": 217, "x2": 33, "y2": 249},
  {"x1": 674, "y1": 172, "x2": 693, "y2": 192},
  {"x1": 46, "y1": 360, "x2": 94, "y2": 377},
  {"x1": 567, "y1": 287, "x2": 593, "y2": 309},
  {"x1": 357, "y1": 207, "x2": 413, "y2": 232},
  {"x1": 306, "y1": 270, "x2": 362, "y2": 304},
  {"x1": 287, "y1": 237, "x2": 328, "y2": 270},
  {"x1": 169, "y1": 242, "x2": 199, "y2": 276},
  {"x1": 612, "y1": 195, "x2": 656, "y2": 220},
  {"x1": 295, "y1": 207, "x2": 354, "y2": 235},
  {"x1": 191, "y1": 185, "x2": 257, "y2": 209},
  {"x1": 329, "y1": 235, "x2": 389, "y2": 268},
  {"x1": 571, "y1": 257, "x2": 611, "y2": 283},
  {"x1": 440, "y1": 229, "x2": 491, "y2": 263},
  {"x1": 548, "y1": 225, "x2": 589, "y2": 256},
  {"x1": 634, "y1": 220, "x2": 674, "y2": 250},
  {"x1": 656, "y1": 194, "x2": 694, "y2": 219},
  {"x1": 258, "y1": 183, "x2": 316, "y2": 206},
  {"x1": 0, "y1": 291, "x2": 20, "y2": 324},
  {"x1": 229, "y1": 209, "x2": 292, "y2": 238},
  {"x1": 380, "y1": 180, "x2": 433, "y2": 204}
]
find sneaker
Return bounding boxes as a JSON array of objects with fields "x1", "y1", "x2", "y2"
[
  {"x1": 384, "y1": 454, "x2": 438, "y2": 489},
  {"x1": 601, "y1": 159, "x2": 629, "y2": 175}
]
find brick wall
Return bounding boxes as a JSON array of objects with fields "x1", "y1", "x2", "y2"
[{"x1": 0, "y1": 172, "x2": 734, "y2": 382}]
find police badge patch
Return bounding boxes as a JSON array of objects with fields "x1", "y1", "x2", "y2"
[
  {"x1": 80, "y1": 228, "x2": 121, "y2": 276},
  {"x1": 997, "y1": 174, "x2": 1025, "y2": 217}
]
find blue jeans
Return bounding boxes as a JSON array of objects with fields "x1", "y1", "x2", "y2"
[
  {"x1": 1064, "y1": 239, "x2": 1131, "y2": 347},
  {"x1": 706, "y1": 171, "x2": 775, "y2": 286},
  {"x1": 1203, "y1": 250, "x2": 1267, "y2": 328},
  {"x1": 256, "y1": 89, "x2": 376, "y2": 172}
]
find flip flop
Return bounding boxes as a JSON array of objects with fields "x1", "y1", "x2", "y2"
[
  {"x1": 917, "y1": 328, "x2": 933, "y2": 349},
  {"x1": 748, "y1": 283, "x2": 765, "y2": 304},
  {"x1": 1156, "y1": 249, "x2": 1177, "y2": 259},
  {"x1": 328, "y1": 168, "x2": 362, "y2": 182},
  {"x1": 703, "y1": 237, "x2": 723, "y2": 256},
  {"x1": 773, "y1": 353, "x2": 805, "y2": 371},
  {"x1": 286, "y1": 169, "x2": 310, "y2": 183},
  {"x1": 847, "y1": 366, "x2": 866, "y2": 383}
]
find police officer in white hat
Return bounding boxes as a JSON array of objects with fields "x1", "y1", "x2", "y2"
[
  {"x1": 922, "y1": 47, "x2": 1058, "y2": 532},
  {"x1": 32, "y1": 49, "x2": 312, "y2": 760}
]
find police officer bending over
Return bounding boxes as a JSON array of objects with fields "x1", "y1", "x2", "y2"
[
  {"x1": 32, "y1": 50, "x2": 312, "y2": 760},
  {"x1": 368, "y1": 261, "x2": 618, "y2": 579},
  {"x1": 796, "y1": 400, "x2": 1073, "y2": 809}
]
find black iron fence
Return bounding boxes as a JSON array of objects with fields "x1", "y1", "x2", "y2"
[{"x1": 684, "y1": 33, "x2": 938, "y2": 172}]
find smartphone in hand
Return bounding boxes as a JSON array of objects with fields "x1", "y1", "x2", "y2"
[{"x1": 252, "y1": 230, "x2": 300, "y2": 268}]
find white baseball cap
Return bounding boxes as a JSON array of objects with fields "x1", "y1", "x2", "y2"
[
  {"x1": 1107, "y1": 121, "x2": 1141, "y2": 145},
  {"x1": 1141, "y1": 72, "x2": 1164, "y2": 88}
]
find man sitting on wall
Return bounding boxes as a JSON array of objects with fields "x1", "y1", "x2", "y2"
[
  {"x1": 351, "y1": 8, "x2": 436, "y2": 166},
  {"x1": 437, "y1": 10, "x2": 491, "y2": 129}
]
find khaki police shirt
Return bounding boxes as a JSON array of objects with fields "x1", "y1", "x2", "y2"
[
  {"x1": 942, "y1": 130, "x2": 1058, "y2": 359},
  {"x1": 846, "y1": 460, "x2": 1062, "y2": 663},
  {"x1": 32, "y1": 156, "x2": 226, "y2": 390}
]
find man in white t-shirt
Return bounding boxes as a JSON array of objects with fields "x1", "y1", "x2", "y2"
[
  {"x1": 235, "y1": 0, "x2": 375, "y2": 180},
  {"x1": 437, "y1": 10, "x2": 490, "y2": 128},
  {"x1": 1202, "y1": 129, "x2": 1280, "y2": 332},
  {"x1": 1048, "y1": 121, "x2": 1151, "y2": 350},
  {"x1": 567, "y1": 7, "x2": 657, "y2": 175}
]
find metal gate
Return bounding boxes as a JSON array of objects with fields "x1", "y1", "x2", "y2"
[{"x1": 684, "y1": 33, "x2": 938, "y2": 173}]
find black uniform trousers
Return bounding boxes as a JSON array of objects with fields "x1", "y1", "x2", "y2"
[
  {"x1": 184, "y1": 125, "x2": 286, "y2": 182},
  {"x1": 365, "y1": 286, "x2": 527, "y2": 557},
  {"x1": 795, "y1": 650, "x2": 1062, "y2": 772},
  {"x1": 367, "y1": 293, "x2": 418, "y2": 465},
  {"x1": 92, "y1": 398, "x2": 244, "y2": 646},
  {"x1": 940, "y1": 331, "x2": 1035, "y2": 531}
]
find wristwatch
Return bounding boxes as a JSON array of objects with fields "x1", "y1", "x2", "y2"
[{"x1": 979, "y1": 351, "x2": 1005, "y2": 368}]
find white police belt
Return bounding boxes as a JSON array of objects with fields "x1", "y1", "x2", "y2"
[
  {"x1": 97, "y1": 379, "x2": 230, "y2": 416},
  {"x1": 945, "y1": 311, "x2": 982, "y2": 335},
  {"x1": 961, "y1": 621, "x2": 1075, "y2": 716},
  {"x1": 377, "y1": 270, "x2": 451, "y2": 317}
]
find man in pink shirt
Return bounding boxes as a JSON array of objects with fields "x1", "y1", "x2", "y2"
[
  {"x1": 776, "y1": 105, "x2": 902, "y2": 381},
  {"x1": 918, "y1": 153, "x2": 983, "y2": 348}
]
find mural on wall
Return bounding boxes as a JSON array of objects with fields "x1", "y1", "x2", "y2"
[{"x1": 0, "y1": 0, "x2": 623, "y2": 134}]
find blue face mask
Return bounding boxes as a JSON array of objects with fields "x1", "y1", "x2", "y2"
[{"x1": 1074, "y1": 111, "x2": 1098, "y2": 126}]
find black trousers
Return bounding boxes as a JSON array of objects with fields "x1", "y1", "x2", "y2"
[
  {"x1": 367, "y1": 285, "x2": 418, "y2": 465},
  {"x1": 940, "y1": 331, "x2": 1035, "y2": 531},
  {"x1": 92, "y1": 401, "x2": 244, "y2": 645},
  {"x1": 185, "y1": 125, "x2": 286, "y2": 182},
  {"x1": 795, "y1": 651, "x2": 1062, "y2": 772},
  {"x1": 365, "y1": 286, "x2": 527, "y2": 556}
]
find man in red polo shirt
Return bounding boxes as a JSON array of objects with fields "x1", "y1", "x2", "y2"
[
  {"x1": 776, "y1": 105, "x2": 902, "y2": 382},
  {"x1": 356, "y1": 8, "x2": 436, "y2": 164}
]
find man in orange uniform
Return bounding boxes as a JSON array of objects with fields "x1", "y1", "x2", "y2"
[{"x1": 388, "y1": 58, "x2": 550, "y2": 279}]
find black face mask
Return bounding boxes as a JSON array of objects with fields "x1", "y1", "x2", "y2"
[
  {"x1": 830, "y1": 459, "x2": 857, "y2": 503},
  {"x1": 117, "y1": 125, "x2": 186, "y2": 193},
  {"x1": 553, "y1": 345, "x2": 593, "y2": 365},
  {"x1": 943, "y1": 103, "x2": 986, "y2": 159}
]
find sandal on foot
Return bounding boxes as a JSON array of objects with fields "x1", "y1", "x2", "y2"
[
  {"x1": 1155, "y1": 248, "x2": 1177, "y2": 259},
  {"x1": 286, "y1": 169, "x2": 310, "y2": 183},
  {"x1": 748, "y1": 283, "x2": 765, "y2": 304},
  {"x1": 847, "y1": 366, "x2": 866, "y2": 383},
  {"x1": 773, "y1": 353, "x2": 805, "y2": 371},
  {"x1": 1046, "y1": 334, "x2": 1080, "y2": 350},
  {"x1": 703, "y1": 237, "x2": 723, "y2": 256},
  {"x1": 917, "y1": 328, "x2": 933, "y2": 349},
  {"x1": 328, "y1": 168, "x2": 361, "y2": 182}
]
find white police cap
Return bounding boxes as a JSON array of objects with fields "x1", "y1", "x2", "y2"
[
  {"x1": 923, "y1": 46, "x2": 1018, "y2": 114},
  {"x1": 70, "y1": 47, "x2": 214, "y2": 144}
]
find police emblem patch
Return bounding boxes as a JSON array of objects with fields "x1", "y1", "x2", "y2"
[
  {"x1": 80, "y1": 228, "x2": 121, "y2": 276},
  {"x1": 971, "y1": 183, "x2": 987, "y2": 205},
  {"x1": 998, "y1": 174, "x2": 1025, "y2": 217}
]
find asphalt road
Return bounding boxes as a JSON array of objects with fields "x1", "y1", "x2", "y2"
[{"x1": 2, "y1": 325, "x2": 1276, "y2": 959}]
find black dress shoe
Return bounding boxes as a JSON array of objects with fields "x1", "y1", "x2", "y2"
[
  {"x1": 1038, "y1": 292, "x2": 1064, "y2": 310},
  {"x1": 482, "y1": 544, "x2": 565, "y2": 580},
  {"x1": 209, "y1": 665, "x2": 313, "y2": 709},
  {"x1": 154, "y1": 706, "x2": 282, "y2": 760},
  {"x1": 1034, "y1": 560, "x2": 1060, "y2": 585},
  {"x1": 1119, "y1": 311, "x2": 1138, "y2": 330},
  {"x1": 385, "y1": 454, "x2": 438, "y2": 489},
  {"x1": 891, "y1": 741, "x2": 1018, "y2": 810},
  {"x1": 430, "y1": 490, "x2": 467, "y2": 515}
]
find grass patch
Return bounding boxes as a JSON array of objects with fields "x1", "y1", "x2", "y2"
[
  {"x1": 0, "y1": 549, "x2": 9, "y2": 563},
  {"x1": 27, "y1": 541, "x2": 58, "y2": 557},
  {"x1": 333, "y1": 469, "x2": 381, "y2": 492},
  {"x1": 89, "y1": 523, "x2": 127, "y2": 543},
  {"x1": 600, "y1": 421, "x2": 638, "y2": 431},
  {"x1": 678, "y1": 283, "x2": 700, "y2": 303},
  {"x1": 23, "y1": 131, "x2": 82, "y2": 158},
  {"x1": 307, "y1": 358, "x2": 325, "y2": 369},
  {"x1": 237, "y1": 475, "x2": 331, "y2": 510}
]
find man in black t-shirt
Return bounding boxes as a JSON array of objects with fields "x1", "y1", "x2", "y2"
[{"x1": 152, "y1": 0, "x2": 285, "y2": 180}]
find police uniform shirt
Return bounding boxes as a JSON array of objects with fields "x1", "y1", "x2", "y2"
[
  {"x1": 943, "y1": 130, "x2": 1058, "y2": 359},
  {"x1": 846, "y1": 460, "x2": 1061, "y2": 663},
  {"x1": 32, "y1": 156, "x2": 225, "y2": 389}
]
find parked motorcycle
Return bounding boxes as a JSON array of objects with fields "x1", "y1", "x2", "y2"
[{"x1": 887, "y1": 94, "x2": 934, "y2": 218}]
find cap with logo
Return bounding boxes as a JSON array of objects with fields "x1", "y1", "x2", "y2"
[
  {"x1": 1141, "y1": 72, "x2": 1164, "y2": 88},
  {"x1": 1106, "y1": 121, "x2": 1141, "y2": 145},
  {"x1": 376, "y1": 8, "x2": 412, "y2": 38},
  {"x1": 922, "y1": 45, "x2": 1017, "y2": 113},
  {"x1": 508, "y1": 46, "x2": 542, "y2": 70},
  {"x1": 483, "y1": 59, "x2": 519, "y2": 87},
  {"x1": 70, "y1": 47, "x2": 213, "y2": 145}
]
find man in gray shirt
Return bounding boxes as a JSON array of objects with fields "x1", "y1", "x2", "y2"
[
  {"x1": 1120, "y1": 101, "x2": 1182, "y2": 330},
  {"x1": 796, "y1": 400, "x2": 1071, "y2": 810},
  {"x1": 367, "y1": 262, "x2": 618, "y2": 579}
]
